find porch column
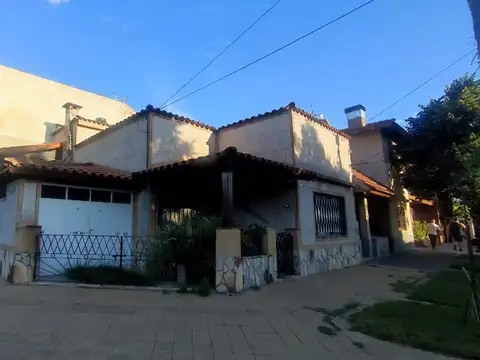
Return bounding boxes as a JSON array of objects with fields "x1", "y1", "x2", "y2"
[
  {"x1": 262, "y1": 229, "x2": 277, "y2": 281},
  {"x1": 357, "y1": 194, "x2": 372, "y2": 258},
  {"x1": 10, "y1": 224, "x2": 41, "y2": 284},
  {"x1": 221, "y1": 171, "x2": 234, "y2": 227},
  {"x1": 215, "y1": 228, "x2": 242, "y2": 293}
]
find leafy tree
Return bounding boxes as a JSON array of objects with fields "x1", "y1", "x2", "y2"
[{"x1": 395, "y1": 76, "x2": 480, "y2": 220}]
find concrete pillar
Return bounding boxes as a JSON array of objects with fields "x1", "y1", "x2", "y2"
[
  {"x1": 11, "y1": 224, "x2": 41, "y2": 284},
  {"x1": 262, "y1": 228, "x2": 277, "y2": 281},
  {"x1": 357, "y1": 195, "x2": 372, "y2": 258},
  {"x1": 215, "y1": 228, "x2": 242, "y2": 293}
]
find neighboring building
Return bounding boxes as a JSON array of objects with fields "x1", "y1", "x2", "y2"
[
  {"x1": 0, "y1": 102, "x2": 363, "y2": 283},
  {"x1": 341, "y1": 104, "x2": 436, "y2": 257},
  {"x1": 0, "y1": 64, "x2": 135, "y2": 147}
]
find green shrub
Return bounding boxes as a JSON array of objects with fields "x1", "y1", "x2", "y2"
[
  {"x1": 64, "y1": 264, "x2": 153, "y2": 286},
  {"x1": 413, "y1": 220, "x2": 428, "y2": 241},
  {"x1": 147, "y1": 214, "x2": 220, "y2": 285},
  {"x1": 197, "y1": 277, "x2": 212, "y2": 297}
]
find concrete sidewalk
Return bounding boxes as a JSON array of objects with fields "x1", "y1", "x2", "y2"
[{"x1": 0, "y1": 265, "x2": 457, "y2": 360}]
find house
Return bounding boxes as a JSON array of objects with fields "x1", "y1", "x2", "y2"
[
  {"x1": 341, "y1": 104, "x2": 437, "y2": 257},
  {"x1": 0, "y1": 64, "x2": 135, "y2": 147},
  {"x1": 0, "y1": 102, "x2": 363, "y2": 284}
]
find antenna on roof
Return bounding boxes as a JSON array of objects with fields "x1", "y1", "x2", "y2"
[{"x1": 113, "y1": 94, "x2": 127, "y2": 104}]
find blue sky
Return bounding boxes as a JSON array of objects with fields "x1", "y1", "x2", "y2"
[{"x1": 0, "y1": 0, "x2": 475, "y2": 129}]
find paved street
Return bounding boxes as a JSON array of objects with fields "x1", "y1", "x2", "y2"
[{"x1": 0, "y1": 264, "x2": 457, "y2": 360}]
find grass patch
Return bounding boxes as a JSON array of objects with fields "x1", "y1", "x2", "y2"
[
  {"x1": 450, "y1": 255, "x2": 480, "y2": 272},
  {"x1": 408, "y1": 270, "x2": 470, "y2": 308},
  {"x1": 304, "y1": 300, "x2": 362, "y2": 317},
  {"x1": 389, "y1": 277, "x2": 422, "y2": 294},
  {"x1": 349, "y1": 300, "x2": 480, "y2": 359},
  {"x1": 64, "y1": 264, "x2": 153, "y2": 286}
]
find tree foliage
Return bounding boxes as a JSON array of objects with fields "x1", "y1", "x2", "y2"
[{"x1": 395, "y1": 76, "x2": 480, "y2": 214}]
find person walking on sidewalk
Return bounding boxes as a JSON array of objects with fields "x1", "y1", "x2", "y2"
[
  {"x1": 448, "y1": 217, "x2": 466, "y2": 251},
  {"x1": 427, "y1": 219, "x2": 441, "y2": 250}
]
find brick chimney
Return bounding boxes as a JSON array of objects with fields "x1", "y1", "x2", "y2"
[
  {"x1": 344, "y1": 104, "x2": 366, "y2": 129},
  {"x1": 62, "y1": 102, "x2": 82, "y2": 161}
]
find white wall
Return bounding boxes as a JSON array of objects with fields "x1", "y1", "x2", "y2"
[
  {"x1": 292, "y1": 112, "x2": 351, "y2": 183},
  {"x1": 217, "y1": 113, "x2": 294, "y2": 164},
  {"x1": 233, "y1": 190, "x2": 297, "y2": 233},
  {"x1": 74, "y1": 116, "x2": 148, "y2": 172},
  {"x1": 0, "y1": 182, "x2": 19, "y2": 245},
  {"x1": 297, "y1": 180, "x2": 356, "y2": 246},
  {"x1": 20, "y1": 182, "x2": 37, "y2": 225},
  {"x1": 150, "y1": 115, "x2": 215, "y2": 166}
]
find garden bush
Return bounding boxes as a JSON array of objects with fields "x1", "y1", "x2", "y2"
[
  {"x1": 146, "y1": 214, "x2": 220, "y2": 285},
  {"x1": 413, "y1": 220, "x2": 428, "y2": 241},
  {"x1": 64, "y1": 264, "x2": 153, "y2": 286}
]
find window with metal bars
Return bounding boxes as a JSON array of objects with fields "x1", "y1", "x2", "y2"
[{"x1": 313, "y1": 192, "x2": 347, "y2": 237}]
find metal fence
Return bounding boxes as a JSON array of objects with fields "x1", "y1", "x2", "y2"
[{"x1": 35, "y1": 232, "x2": 177, "y2": 283}]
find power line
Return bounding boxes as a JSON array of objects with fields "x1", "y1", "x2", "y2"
[
  {"x1": 369, "y1": 49, "x2": 476, "y2": 122},
  {"x1": 160, "y1": 0, "x2": 282, "y2": 108},
  {"x1": 160, "y1": 0, "x2": 377, "y2": 110}
]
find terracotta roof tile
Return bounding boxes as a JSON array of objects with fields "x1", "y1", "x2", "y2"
[
  {"x1": 5, "y1": 159, "x2": 131, "y2": 180},
  {"x1": 341, "y1": 119, "x2": 397, "y2": 135},
  {"x1": 218, "y1": 102, "x2": 349, "y2": 139},
  {"x1": 0, "y1": 142, "x2": 62, "y2": 156},
  {"x1": 352, "y1": 168, "x2": 394, "y2": 196},
  {"x1": 75, "y1": 105, "x2": 215, "y2": 149},
  {"x1": 136, "y1": 146, "x2": 352, "y2": 187}
]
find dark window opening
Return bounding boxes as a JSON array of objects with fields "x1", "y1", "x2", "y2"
[
  {"x1": 314, "y1": 192, "x2": 347, "y2": 237},
  {"x1": 91, "y1": 190, "x2": 111, "y2": 203},
  {"x1": 67, "y1": 187, "x2": 90, "y2": 201},
  {"x1": 112, "y1": 191, "x2": 131, "y2": 204},
  {"x1": 41, "y1": 185, "x2": 66, "y2": 199}
]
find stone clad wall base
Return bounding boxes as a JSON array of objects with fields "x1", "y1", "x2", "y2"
[
  {"x1": 294, "y1": 241, "x2": 362, "y2": 277},
  {"x1": 242, "y1": 255, "x2": 275, "y2": 290},
  {"x1": 215, "y1": 228, "x2": 242, "y2": 293},
  {"x1": 0, "y1": 248, "x2": 35, "y2": 284}
]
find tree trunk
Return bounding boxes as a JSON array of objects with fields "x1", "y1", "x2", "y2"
[{"x1": 468, "y1": 0, "x2": 480, "y2": 58}]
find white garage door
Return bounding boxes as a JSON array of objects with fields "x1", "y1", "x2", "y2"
[{"x1": 37, "y1": 184, "x2": 133, "y2": 278}]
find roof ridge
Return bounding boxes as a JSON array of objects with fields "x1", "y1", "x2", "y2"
[{"x1": 289, "y1": 104, "x2": 350, "y2": 139}]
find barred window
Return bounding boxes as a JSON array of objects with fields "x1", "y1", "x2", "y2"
[{"x1": 314, "y1": 192, "x2": 347, "y2": 237}]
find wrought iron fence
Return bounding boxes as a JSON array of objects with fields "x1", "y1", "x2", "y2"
[{"x1": 35, "y1": 232, "x2": 177, "y2": 283}]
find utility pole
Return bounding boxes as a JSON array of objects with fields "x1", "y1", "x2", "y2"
[{"x1": 468, "y1": 0, "x2": 480, "y2": 58}]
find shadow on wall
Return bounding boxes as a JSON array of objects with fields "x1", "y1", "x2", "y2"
[
  {"x1": 299, "y1": 123, "x2": 349, "y2": 181},
  {"x1": 150, "y1": 120, "x2": 217, "y2": 164},
  {"x1": 151, "y1": 121, "x2": 195, "y2": 163}
]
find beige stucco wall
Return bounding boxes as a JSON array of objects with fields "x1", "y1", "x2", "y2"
[
  {"x1": 217, "y1": 113, "x2": 294, "y2": 164},
  {"x1": 349, "y1": 131, "x2": 390, "y2": 186},
  {"x1": 292, "y1": 112, "x2": 351, "y2": 183},
  {"x1": 76, "y1": 125, "x2": 101, "y2": 144},
  {"x1": 0, "y1": 65, "x2": 135, "y2": 147},
  {"x1": 233, "y1": 189, "x2": 297, "y2": 234},
  {"x1": 150, "y1": 115, "x2": 215, "y2": 166},
  {"x1": 74, "y1": 116, "x2": 148, "y2": 172},
  {"x1": 297, "y1": 180, "x2": 357, "y2": 246}
]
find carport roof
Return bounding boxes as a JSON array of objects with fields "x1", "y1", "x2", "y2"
[
  {"x1": 3, "y1": 158, "x2": 131, "y2": 180},
  {"x1": 352, "y1": 169, "x2": 394, "y2": 197},
  {"x1": 134, "y1": 146, "x2": 353, "y2": 188}
]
